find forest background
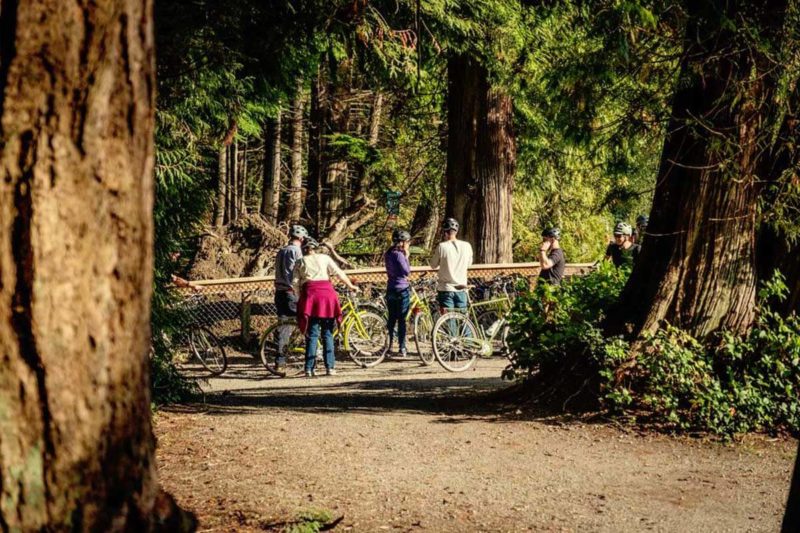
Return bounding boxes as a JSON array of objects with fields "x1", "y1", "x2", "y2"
[{"x1": 154, "y1": 0, "x2": 800, "y2": 434}]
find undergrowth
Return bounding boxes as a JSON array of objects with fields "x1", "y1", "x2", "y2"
[{"x1": 506, "y1": 265, "x2": 800, "y2": 437}]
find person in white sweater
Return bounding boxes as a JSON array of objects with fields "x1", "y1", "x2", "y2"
[{"x1": 292, "y1": 238, "x2": 358, "y2": 377}]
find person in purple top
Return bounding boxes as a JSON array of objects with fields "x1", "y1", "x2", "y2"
[{"x1": 385, "y1": 229, "x2": 412, "y2": 356}]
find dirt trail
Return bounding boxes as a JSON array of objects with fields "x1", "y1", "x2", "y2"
[{"x1": 155, "y1": 357, "x2": 796, "y2": 532}]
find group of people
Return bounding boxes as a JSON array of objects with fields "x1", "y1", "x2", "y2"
[
  {"x1": 272, "y1": 213, "x2": 650, "y2": 377},
  {"x1": 273, "y1": 217, "x2": 475, "y2": 377},
  {"x1": 535, "y1": 214, "x2": 649, "y2": 283}
]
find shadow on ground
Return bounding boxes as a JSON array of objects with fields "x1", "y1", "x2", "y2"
[{"x1": 164, "y1": 369, "x2": 603, "y2": 430}]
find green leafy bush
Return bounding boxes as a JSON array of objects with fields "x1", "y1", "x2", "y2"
[
  {"x1": 601, "y1": 275, "x2": 800, "y2": 436},
  {"x1": 505, "y1": 261, "x2": 628, "y2": 401},
  {"x1": 508, "y1": 268, "x2": 800, "y2": 437},
  {"x1": 507, "y1": 261, "x2": 627, "y2": 369}
]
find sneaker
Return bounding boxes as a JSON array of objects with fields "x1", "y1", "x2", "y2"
[
  {"x1": 326, "y1": 368, "x2": 337, "y2": 376},
  {"x1": 399, "y1": 347, "x2": 408, "y2": 357},
  {"x1": 304, "y1": 370, "x2": 316, "y2": 378}
]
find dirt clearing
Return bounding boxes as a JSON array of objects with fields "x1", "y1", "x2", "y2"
[{"x1": 155, "y1": 357, "x2": 796, "y2": 532}]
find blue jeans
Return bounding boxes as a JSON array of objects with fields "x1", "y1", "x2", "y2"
[
  {"x1": 386, "y1": 288, "x2": 411, "y2": 351},
  {"x1": 305, "y1": 317, "x2": 336, "y2": 372},
  {"x1": 437, "y1": 291, "x2": 469, "y2": 338},
  {"x1": 437, "y1": 291, "x2": 468, "y2": 310}
]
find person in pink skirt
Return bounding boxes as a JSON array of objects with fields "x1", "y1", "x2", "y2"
[{"x1": 292, "y1": 238, "x2": 359, "y2": 377}]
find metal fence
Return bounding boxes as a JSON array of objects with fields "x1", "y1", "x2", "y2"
[{"x1": 174, "y1": 262, "x2": 594, "y2": 357}]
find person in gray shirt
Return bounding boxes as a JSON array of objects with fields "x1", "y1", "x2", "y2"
[{"x1": 274, "y1": 225, "x2": 308, "y2": 368}]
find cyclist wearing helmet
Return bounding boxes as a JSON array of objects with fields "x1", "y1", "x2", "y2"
[
  {"x1": 292, "y1": 237, "x2": 359, "y2": 377},
  {"x1": 605, "y1": 222, "x2": 640, "y2": 268},
  {"x1": 633, "y1": 214, "x2": 649, "y2": 244},
  {"x1": 384, "y1": 229, "x2": 412, "y2": 356},
  {"x1": 430, "y1": 217, "x2": 473, "y2": 310},
  {"x1": 538, "y1": 228, "x2": 566, "y2": 285},
  {"x1": 273, "y1": 224, "x2": 308, "y2": 369}
]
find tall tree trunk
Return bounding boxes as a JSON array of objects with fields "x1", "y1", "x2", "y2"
[
  {"x1": 216, "y1": 121, "x2": 237, "y2": 228},
  {"x1": 0, "y1": 0, "x2": 187, "y2": 528},
  {"x1": 320, "y1": 91, "x2": 384, "y2": 245},
  {"x1": 306, "y1": 72, "x2": 324, "y2": 232},
  {"x1": 215, "y1": 145, "x2": 227, "y2": 227},
  {"x1": 474, "y1": 89, "x2": 515, "y2": 263},
  {"x1": 605, "y1": 0, "x2": 789, "y2": 339},
  {"x1": 260, "y1": 112, "x2": 281, "y2": 223},
  {"x1": 445, "y1": 54, "x2": 515, "y2": 263},
  {"x1": 229, "y1": 140, "x2": 239, "y2": 221},
  {"x1": 286, "y1": 81, "x2": 305, "y2": 223},
  {"x1": 239, "y1": 140, "x2": 248, "y2": 216},
  {"x1": 368, "y1": 92, "x2": 383, "y2": 146}
]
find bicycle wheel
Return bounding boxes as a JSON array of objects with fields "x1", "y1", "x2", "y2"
[
  {"x1": 259, "y1": 321, "x2": 306, "y2": 376},
  {"x1": 432, "y1": 312, "x2": 480, "y2": 372},
  {"x1": 188, "y1": 326, "x2": 227, "y2": 376},
  {"x1": 344, "y1": 311, "x2": 388, "y2": 368},
  {"x1": 413, "y1": 311, "x2": 435, "y2": 365}
]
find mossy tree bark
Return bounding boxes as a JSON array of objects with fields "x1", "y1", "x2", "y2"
[
  {"x1": 445, "y1": 54, "x2": 515, "y2": 263},
  {"x1": 0, "y1": 0, "x2": 187, "y2": 529},
  {"x1": 605, "y1": 0, "x2": 790, "y2": 340}
]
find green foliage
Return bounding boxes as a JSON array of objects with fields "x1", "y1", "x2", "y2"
[
  {"x1": 284, "y1": 508, "x2": 335, "y2": 533},
  {"x1": 508, "y1": 268, "x2": 800, "y2": 437},
  {"x1": 506, "y1": 261, "x2": 629, "y2": 375},
  {"x1": 599, "y1": 274, "x2": 800, "y2": 436},
  {"x1": 509, "y1": 0, "x2": 678, "y2": 261},
  {"x1": 150, "y1": 112, "x2": 209, "y2": 404}
]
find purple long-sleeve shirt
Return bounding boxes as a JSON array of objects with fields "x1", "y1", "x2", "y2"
[{"x1": 385, "y1": 248, "x2": 410, "y2": 291}]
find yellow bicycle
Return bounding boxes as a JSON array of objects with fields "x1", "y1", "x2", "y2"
[
  {"x1": 259, "y1": 290, "x2": 388, "y2": 375},
  {"x1": 431, "y1": 283, "x2": 513, "y2": 372}
]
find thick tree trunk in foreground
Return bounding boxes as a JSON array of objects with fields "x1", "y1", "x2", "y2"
[
  {"x1": 286, "y1": 82, "x2": 305, "y2": 223},
  {"x1": 474, "y1": 89, "x2": 515, "y2": 262},
  {"x1": 0, "y1": 0, "x2": 187, "y2": 529},
  {"x1": 605, "y1": 0, "x2": 788, "y2": 339},
  {"x1": 445, "y1": 54, "x2": 515, "y2": 263},
  {"x1": 261, "y1": 113, "x2": 281, "y2": 223}
]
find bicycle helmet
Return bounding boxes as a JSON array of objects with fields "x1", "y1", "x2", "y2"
[
  {"x1": 302, "y1": 237, "x2": 319, "y2": 250},
  {"x1": 613, "y1": 222, "x2": 633, "y2": 236},
  {"x1": 442, "y1": 217, "x2": 460, "y2": 232},
  {"x1": 290, "y1": 224, "x2": 308, "y2": 239},
  {"x1": 541, "y1": 227, "x2": 561, "y2": 239},
  {"x1": 392, "y1": 229, "x2": 411, "y2": 243},
  {"x1": 636, "y1": 214, "x2": 649, "y2": 227}
]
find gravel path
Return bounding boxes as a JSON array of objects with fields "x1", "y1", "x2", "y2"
[{"x1": 155, "y1": 356, "x2": 796, "y2": 532}]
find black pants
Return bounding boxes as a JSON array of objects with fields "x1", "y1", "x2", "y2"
[{"x1": 275, "y1": 289, "x2": 298, "y2": 317}]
